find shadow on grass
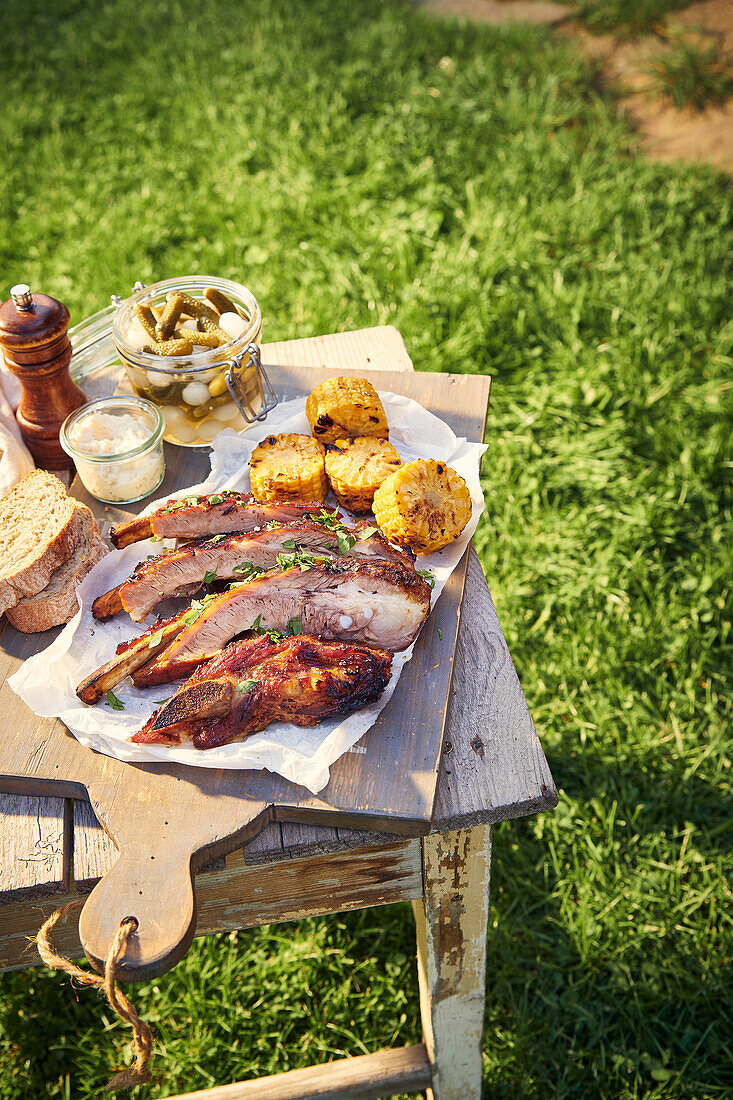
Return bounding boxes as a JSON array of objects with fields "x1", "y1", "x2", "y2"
[{"x1": 481, "y1": 738, "x2": 733, "y2": 1097}]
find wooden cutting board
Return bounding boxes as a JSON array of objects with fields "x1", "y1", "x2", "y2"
[{"x1": 0, "y1": 366, "x2": 490, "y2": 981}]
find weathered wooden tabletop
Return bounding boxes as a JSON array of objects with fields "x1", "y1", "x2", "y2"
[{"x1": 0, "y1": 325, "x2": 556, "y2": 968}]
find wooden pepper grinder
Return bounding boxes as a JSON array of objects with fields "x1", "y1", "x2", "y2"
[{"x1": 0, "y1": 283, "x2": 86, "y2": 471}]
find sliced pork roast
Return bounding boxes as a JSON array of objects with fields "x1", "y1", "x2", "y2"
[
  {"x1": 131, "y1": 634, "x2": 393, "y2": 748},
  {"x1": 109, "y1": 492, "x2": 324, "y2": 549},
  {"x1": 134, "y1": 558, "x2": 431, "y2": 687},
  {"x1": 95, "y1": 518, "x2": 414, "y2": 623}
]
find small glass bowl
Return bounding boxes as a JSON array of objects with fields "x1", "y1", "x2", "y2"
[{"x1": 60, "y1": 396, "x2": 165, "y2": 505}]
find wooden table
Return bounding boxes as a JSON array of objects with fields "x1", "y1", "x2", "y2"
[{"x1": 0, "y1": 326, "x2": 556, "y2": 1100}]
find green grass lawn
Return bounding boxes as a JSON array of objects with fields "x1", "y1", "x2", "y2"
[{"x1": 1, "y1": 0, "x2": 731, "y2": 1096}]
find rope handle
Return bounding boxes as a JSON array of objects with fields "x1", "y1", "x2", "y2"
[{"x1": 36, "y1": 899, "x2": 154, "y2": 1091}]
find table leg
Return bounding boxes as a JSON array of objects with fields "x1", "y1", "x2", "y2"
[{"x1": 413, "y1": 825, "x2": 492, "y2": 1100}]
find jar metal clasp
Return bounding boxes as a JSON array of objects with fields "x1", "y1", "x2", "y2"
[{"x1": 225, "y1": 343, "x2": 278, "y2": 423}]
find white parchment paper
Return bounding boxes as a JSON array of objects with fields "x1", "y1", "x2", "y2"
[{"x1": 9, "y1": 392, "x2": 486, "y2": 793}]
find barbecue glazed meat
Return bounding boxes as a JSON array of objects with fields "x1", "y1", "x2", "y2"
[
  {"x1": 135, "y1": 558, "x2": 431, "y2": 687},
  {"x1": 91, "y1": 585, "x2": 124, "y2": 621},
  {"x1": 131, "y1": 634, "x2": 392, "y2": 749},
  {"x1": 94, "y1": 519, "x2": 414, "y2": 624},
  {"x1": 76, "y1": 610, "x2": 188, "y2": 704},
  {"x1": 109, "y1": 493, "x2": 323, "y2": 549}
]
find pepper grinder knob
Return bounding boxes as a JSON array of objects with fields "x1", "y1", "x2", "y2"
[
  {"x1": 10, "y1": 284, "x2": 33, "y2": 311},
  {"x1": 0, "y1": 284, "x2": 87, "y2": 471}
]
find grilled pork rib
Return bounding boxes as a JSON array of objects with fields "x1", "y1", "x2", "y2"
[
  {"x1": 92, "y1": 585, "x2": 125, "y2": 621},
  {"x1": 134, "y1": 558, "x2": 430, "y2": 687},
  {"x1": 95, "y1": 519, "x2": 414, "y2": 623},
  {"x1": 76, "y1": 610, "x2": 188, "y2": 704},
  {"x1": 109, "y1": 493, "x2": 323, "y2": 549},
  {"x1": 131, "y1": 634, "x2": 393, "y2": 749}
]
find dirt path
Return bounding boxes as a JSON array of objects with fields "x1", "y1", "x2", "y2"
[
  {"x1": 415, "y1": 0, "x2": 571, "y2": 22},
  {"x1": 417, "y1": 0, "x2": 733, "y2": 172}
]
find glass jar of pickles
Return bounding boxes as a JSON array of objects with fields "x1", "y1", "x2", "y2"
[{"x1": 111, "y1": 277, "x2": 277, "y2": 447}]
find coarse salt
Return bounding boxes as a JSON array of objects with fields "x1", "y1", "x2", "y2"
[{"x1": 69, "y1": 411, "x2": 164, "y2": 503}]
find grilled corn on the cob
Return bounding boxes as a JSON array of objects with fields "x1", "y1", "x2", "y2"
[
  {"x1": 372, "y1": 458, "x2": 472, "y2": 553},
  {"x1": 306, "y1": 377, "x2": 389, "y2": 445},
  {"x1": 325, "y1": 437, "x2": 403, "y2": 513},
  {"x1": 250, "y1": 433, "x2": 328, "y2": 503}
]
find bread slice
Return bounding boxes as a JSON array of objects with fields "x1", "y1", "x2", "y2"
[
  {"x1": 0, "y1": 471, "x2": 87, "y2": 616},
  {"x1": 6, "y1": 515, "x2": 108, "y2": 633}
]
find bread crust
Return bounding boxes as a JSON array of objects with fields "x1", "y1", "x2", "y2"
[
  {"x1": 0, "y1": 471, "x2": 81, "y2": 615},
  {"x1": 6, "y1": 520, "x2": 107, "y2": 633}
]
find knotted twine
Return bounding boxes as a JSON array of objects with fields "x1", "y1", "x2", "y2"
[{"x1": 36, "y1": 898, "x2": 154, "y2": 1091}]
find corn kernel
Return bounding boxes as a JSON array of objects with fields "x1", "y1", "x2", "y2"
[{"x1": 306, "y1": 377, "x2": 388, "y2": 445}]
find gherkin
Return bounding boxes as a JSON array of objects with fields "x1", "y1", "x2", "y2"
[
  {"x1": 184, "y1": 329, "x2": 220, "y2": 348},
  {"x1": 156, "y1": 293, "x2": 185, "y2": 340},
  {"x1": 176, "y1": 293, "x2": 230, "y2": 344},
  {"x1": 177, "y1": 292, "x2": 219, "y2": 326},
  {"x1": 133, "y1": 303, "x2": 159, "y2": 340},
  {"x1": 204, "y1": 287, "x2": 240, "y2": 316},
  {"x1": 140, "y1": 337, "x2": 193, "y2": 357},
  {"x1": 196, "y1": 316, "x2": 231, "y2": 345}
]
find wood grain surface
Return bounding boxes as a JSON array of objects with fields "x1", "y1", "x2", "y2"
[
  {"x1": 261, "y1": 324, "x2": 414, "y2": 376},
  {"x1": 165, "y1": 1043, "x2": 431, "y2": 1100},
  {"x1": 414, "y1": 827, "x2": 492, "y2": 1100},
  {"x1": 0, "y1": 365, "x2": 490, "y2": 980},
  {"x1": 0, "y1": 836, "x2": 423, "y2": 973},
  {"x1": 0, "y1": 291, "x2": 85, "y2": 471},
  {"x1": 0, "y1": 793, "x2": 70, "y2": 902}
]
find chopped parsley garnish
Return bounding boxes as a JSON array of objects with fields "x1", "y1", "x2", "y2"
[
  {"x1": 181, "y1": 593, "x2": 218, "y2": 626},
  {"x1": 358, "y1": 525, "x2": 379, "y2": 540},
  {"x1": 308, "y1": 507, "x2": 343, "y2": 531},
  {"x1": 234, "y1": 679, "x2": 259, "y2": 694},
  {"x1": 437, "y1": 627, "x2": 443, "y2": 641},
  {"x1": 154, "y1": 700, "x2": 169, "y2": 706},
  {"x1": 281, "y1": 538, "x2": 297, "y2": 550},
  {"x1": 208, "y1": 533, "x2": 228, "y2": 545},
  {"x1": 208, "y1": 494, "x2": 224, "y2": 505},
  {"x1": 147, "y1": 628, "x2": 164, "y2": 648},
  {"x1": 232, "y1": 560, "x2": 266, "y2": 582},
  {"x1": 276, "y1": 550, "x2": 328, "y2": 572},
  {"x1": 105, "y1": 689, "x2": 124, "y2": 711},
  {"x1": 241, "y1": 623, "x2": 297, "y2": 642},
  {"x1": 307, "y1": 508, "x2": 357, "y2": 555},
  {"x1": 203, "y1": 568, "x2": 218, "y2": 584},
  {"x1": 164, "y1": 499, "x2": 187, "y2": 513},
  {"x1": 245, "y1": 615, "x2": 288, "y2": 642},
  {"x1": 336, "y1": 530, "x2": 356, "y2": 555},
  {"x1": 418, "y1": 569, "x2": 435, "y2": 589}
]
